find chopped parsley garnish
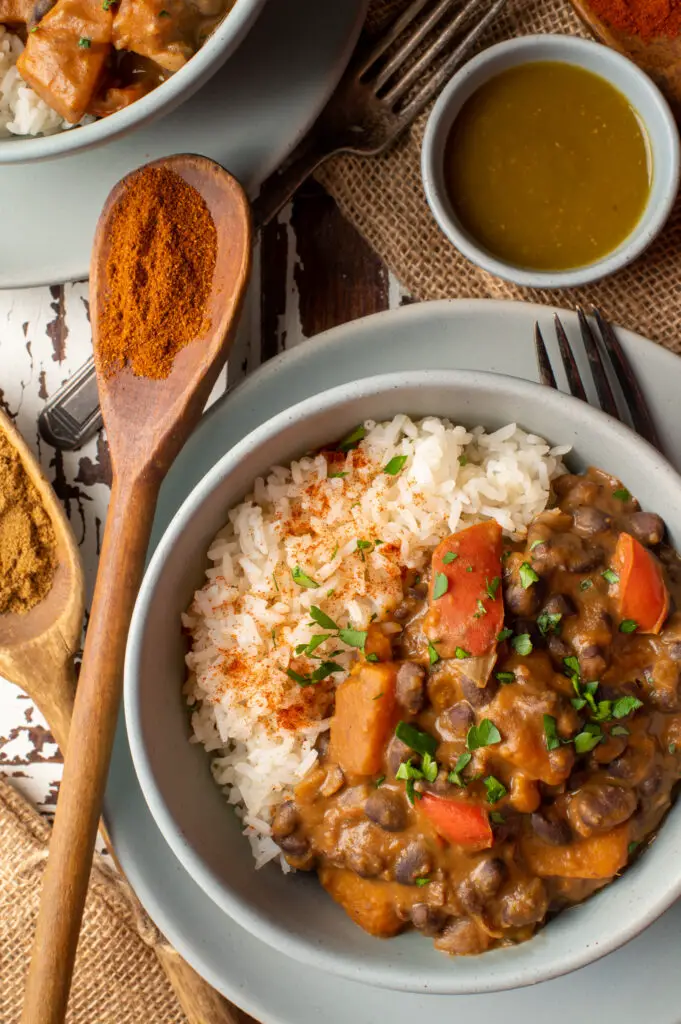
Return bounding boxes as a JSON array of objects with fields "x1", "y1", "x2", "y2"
[
  {"x1": 383, "y1": 455, "x2": 408, "y2": 475},
  {"x1": 102, "y1": 0, "x2": 116, "y2": 8},
  {"x1": 448, "y1": 752, "x2": 472, "y2": 786},
  {"x1": 613, "y1": 487, "x2": 631, "y2": 501},
  {"x1": 612, "y1": 696, "x2": 643, "y2": 719},
  {"x1": 310, "y1": 606, "x2": 338, "y2": 630},
  {"x1": 415, "y1": 877, "x2": 430, "y2": 887},
  {"x1": 580, "y1": 578, "x2": 593, "y2": 591},
  {"x1": 328, "y1": 471, "x2": 348, "y2": 479},
  {"x1": 497, "y1": 628, "x2": 513, "y2": 642},
  {"x1": 421, "y1": 751, "x2": 438, "y2": 783},
  {"x1": 296, "y1": 634, "x2": 331, "y2": 656},
  {"x1": 529, "y1": 539, "x2": 544, "y2": 551},
  {"x1": 291, "y1": 565, "x2": 319, "y2": 589},
  {"x1": 669, "y1": 743, "x2": 677, "y2": 755},
  {"x1": 78, "y1": 36, "x2": 91, "y2": 47},
  {"x1": 512, "y1": 633, "x2": 533, "y2": 656},
  {"x1": 395, "y1": 759, "x2": 424, "y2": 805},
  {"x1": 339, "y1": 627, "x2": 367, "y2": 650},
  {"x1": 485, "y1": 576, "x2": 500, "y2": 600},
  {"x1": 338, "y1": 425, "x2": 365, "y2": 452},
  {"x1": 619, "y1": 619, "x2": 638, "y2": 634},
  {"x1": 465, "y1": 566, "x2": 473, "y2": 573},
  {"x1": 611, "y1": 725, "x2": 630, "y2": 737},
  {"x1": 285, "y1": 660, "x2": 343, "y2": 686},
  {"x1": 602, "y1": 568, "x2": 620, "y2": 585},
  {"x1": 574, "y1": 723, "x2": 603, "y2": 754},
  {"x1": 271, "y1": 628, "x2": 277, "y2": 648},
  {"x1": 356, "y1": 539, "x2": 373, "y2": 561},
  {"x1": 564, "y1": 655, "x2": 581, "y2": 679},
  {"x1": 372, "y1": 691, "x2": 384, "y2": 700},
  {"x1": 628, "y1": 841, "x2": 640, "y2": 855},
  {"x1": 427, "y1": 642, "x2": 440, "y2": 666},
  {"x1": 396, "y1": 721, "x2": 438, "y2": 757},
  {"x1": 537, "y1": 611, "x2": 562, "y2": 636},
  {"x1": 366, "y1": 652, "x2": 379, "y2": 663},
  {"x1": 432, "y1": 572, "x2": 449, "y2": 600},
  {"x1": 455, "y1": 646, "x2": 471, "y2": 659},
  {"x1": 490, "y1": 811, "x2": 506, "y2": 824},
  {"x1": 543, "y1": 714, "x2": 560, "y2": 751},
  {"x1": 158, "y1": 7, "x2": 170, "y2": 14},
  {"x1": 458, "y1": 454, "x2": 468, "y2": 467},
  {"x1": 483, "y1": 775, "x2": 507, "y2": 804},
  {"x1": 519, "y1": 562, "x2": 539, "y2": 589},
  {"x1": 442, "y1": 551, "x2": 458, "y2": 565},
  {"x1": 495, "y1": 671, "x2": 515, "y2": 684},
  {"x1": 466, "y1": 718, "x2": 501, "y2": 751},
  {"x1": 375, "y1": 775, "x2": 385, "y2": 787},
  {"x1": 474, "y1": 598, "x2": 487, "y2": 618}
]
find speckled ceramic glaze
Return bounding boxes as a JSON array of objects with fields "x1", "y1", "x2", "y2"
[
  {"x1": 422, "y1": 35, "x2": 680, "y2": 289},
  {"x1": 124, "y1": 360, "x2": 681, "y2": 995}
]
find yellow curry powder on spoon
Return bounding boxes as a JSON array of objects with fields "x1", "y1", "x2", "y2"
[{"x1": 0, "y1": 430, "x2": 56, "y2": 615}]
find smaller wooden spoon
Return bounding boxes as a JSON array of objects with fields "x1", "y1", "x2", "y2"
[
  {"x1": 21, "y1": 155, "x2": 252, "y2": 1024},
  {"x1": 570, "y1": 0, "x2": 681, "y2": 116},
  {"x1": 0, "y1": 409, "x2": 83, "y2": 753}
]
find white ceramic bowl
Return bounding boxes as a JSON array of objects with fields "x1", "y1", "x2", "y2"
[
  {"x1": 0, "y1": 0, "x2": 266, "y2": 164},
  {"x1": 125, "y1": 369, "x2": 681, "y2": 994},
  {"x1": 421, "y1": 35, "x2": 680, "y2": 289}
]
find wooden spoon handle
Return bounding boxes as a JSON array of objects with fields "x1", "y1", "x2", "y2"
[{"x1": 21, "y1": 471, "x2": 159, "y2": 1024}]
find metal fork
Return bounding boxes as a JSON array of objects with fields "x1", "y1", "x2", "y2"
[
  {"x1": 534, "y1": 306, "x2": 663, "y2": 453},
  {"x1": 40, "y1": 0, "x2": 510, "y2": 452}
]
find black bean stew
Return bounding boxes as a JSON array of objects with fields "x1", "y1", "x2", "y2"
[{"x1": 272, "y1": 468, "x2": 681, "y2": 955}]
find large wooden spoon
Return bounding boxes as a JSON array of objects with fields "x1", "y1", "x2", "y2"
[
  {"x1": 21, "y1": 155, "x2": 252, "y2": 1024},
  {"x1": 570, "y1": 0, "x2": 681, "y2": 116}
]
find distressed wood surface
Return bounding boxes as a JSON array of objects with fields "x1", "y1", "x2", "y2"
[{"x1": 0, "y1": 181, "x2": 406, "y2": 822}]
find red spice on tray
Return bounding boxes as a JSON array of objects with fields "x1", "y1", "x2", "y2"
[{"x1": 586, "y1": 0, "x2": 681, "y2": 41}]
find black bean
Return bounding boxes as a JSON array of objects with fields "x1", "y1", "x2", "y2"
[
  {"x1": 365, "y1": 789, "x2": 408, "y2": 832},
  {"x1": 542, "y1": 593, "x2": 577, "y2": 618},
  {"x1": 570, "y1": 547, "x2": 605, "y2": 572},
  {"x1": 572, "y1": 506, "x2": 612, "y2": 537},
  {"x1": 499, "y1": 879, "x2": 549, "y2": 928},
  {"x1": 394, "y1": 840, "x2": 433, "y2": 885},
  {"x1": 460, "y1": 674, "x2": 498, "y2": 708},
  {"x1": 271, "y1": 801, "x2": 299, "y2": 839},
  {"x1": 469, "y1": 857, "x2": 507, "y2": 897},
  {"x1": 444, "y1": 701, "x2": 475, "y2": 735},
  {"x1": 456, "y1": 879, "x2": 483, "y2": 915},
  {"x1": 32, "y1": 0, "x2": 56, "y2": 22},
  {"x1": 666, "y1": 642, "x2": 681, "y2": 662},
  {"x1": 434, "y1": 918, "x2": 489, "y2": 955},
  {"x1": 346, "y1": 845, "x2": 384, "y2": 878},
  {"x1": 315, "y1": 731, "x2": 330, "y2": 760},
  {"x1": 547, "y1": 634, "x2": 573, "y2": 666},
  {"x1": 531, "y1": 812, "x2": 572, "y2": 846},
  {"x1": 579, "y1": 645, "x2": 608, "y2": 682},
  {"x1": 624, "y1": 512, "x2": 665, "y2": 547},
  {"x1": 278, "y1": 833, "x2": 309, "y2": 856},
  {"x1": 505, "y1": 583, "x2": 541, "y2": 617},
  {"x1": 386, "y1": 736, "x2": 412, "y2": 777},
  {"x1": 395, "y1": 662, "x2": 426, "y2": 714},
  {"x1": 639, "y1": 767, "x2": 663, "y2": 798},
  {"x1": 411, "y1": 903, "x2": 447, "y2": 937},
  {"x1": 568, "y1": 785, "x2": 637, "y2": 838},
  {"x1": 607, "y1": 754, "x2": 638, "y2": 781}
]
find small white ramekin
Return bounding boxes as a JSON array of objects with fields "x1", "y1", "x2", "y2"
[{"x1": 421, "y1": 34, "x2": 680, "y2": 289}]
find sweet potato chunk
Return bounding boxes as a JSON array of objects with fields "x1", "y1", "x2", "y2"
[
  {"x1": 17, "y1": 0, "x2": 113, "y2": 122},
  {"x1": 521, "y1": 824, "x2": 630, "y2": 879},
  {"x1": 113, "y1": 0, "x2": 194, "y2": 72},
  {"x1": 329, "y1": 662, "x2": 397, "y2": 777},
  {"x1": 0, "y1": 0, "x2": 35, "y2": 25},
  {"x1": 319, "y1": 866, "x2": 405, "y2": 937}
]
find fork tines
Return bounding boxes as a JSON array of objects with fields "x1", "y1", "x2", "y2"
[
  {"x1": 360, "y1": 0, "x2": 510, "y2": 120},
  {"x1": 534, "y1": 307, "x2": 663, "y2": 453}
]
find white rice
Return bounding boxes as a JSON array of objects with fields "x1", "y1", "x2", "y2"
[
  {"x1": 0, "y1": 27, "x2": 89, "y2": 137},
  {"x1": 184, "y1": 416, "x2": 570, "y2": 869}
]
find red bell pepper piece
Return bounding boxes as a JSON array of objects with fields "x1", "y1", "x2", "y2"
[
  {"x1": 419, "y1": 792, "x2": 493, "y2": 850},
  {"x1": 428, "y1": 521, "x2": 504, "y2": 657},
  {"x1": 613, "y1": 532, "x2": 669, "y2": 634}
]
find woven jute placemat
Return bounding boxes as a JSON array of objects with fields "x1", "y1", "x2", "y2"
[
  {"x1": 317, "y1": 0, "x2": 681, "y2": 354},
  {"x1": 0, "y1": 778, "x2": 185, "y2": 1024}
]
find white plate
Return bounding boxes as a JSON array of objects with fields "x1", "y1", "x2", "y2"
[
  {"x1": 106, "y1": 299, "x2": 681, "y2": 1024},
  {"x1": 0, "y1": 0, "x2": 366, "y2": 289}
]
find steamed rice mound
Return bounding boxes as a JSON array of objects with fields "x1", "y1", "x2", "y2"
[{"x1": 184, "y1": 415, "x2": 569, "y2": 868}]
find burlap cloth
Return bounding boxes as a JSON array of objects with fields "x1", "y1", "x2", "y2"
[
  {"x1": 317, "y1": 0, "x2": 681, "y2": 354},
  {"x1": 0, "y1": 777, "x2": 185, "y2": 1024}
]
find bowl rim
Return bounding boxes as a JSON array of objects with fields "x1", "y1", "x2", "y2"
[
  {"x1": 421, "y1": 33, "x2": 681, "y2": 289},
  {"x1": 0, "y1": 0, "x2": 267, "y2": 164},
  {"x1": 125, "y1": 367, "x2": 681, "y2": 994}
]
